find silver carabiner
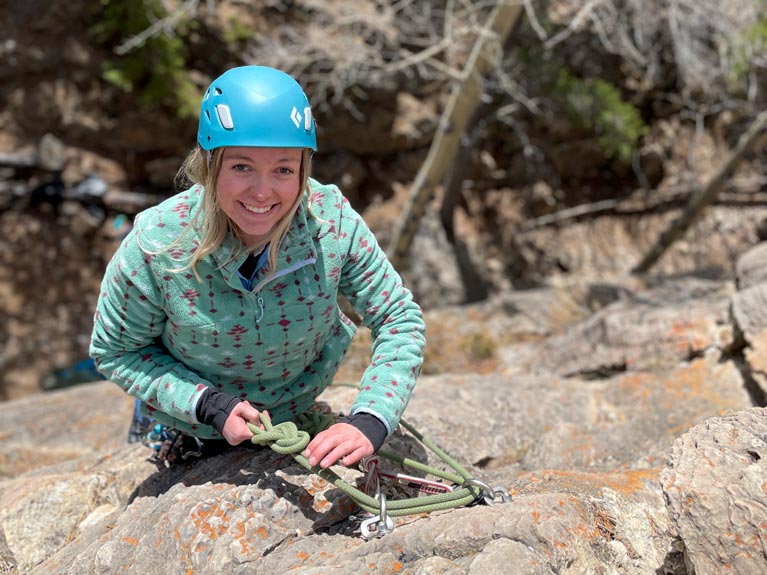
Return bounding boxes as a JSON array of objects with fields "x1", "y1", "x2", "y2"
[
  {"x1": 462, "y1": 478, "x2": 511, "y2": 505},
  {"x1": 360, "y1": 515, "x2": 395, "y2": 539},
  {"x1": 359, "y1": 492, "x2": 395, "y2": 539},
  {"x1": 492, "y1": 486, "x2": 511, "y2": 503}
]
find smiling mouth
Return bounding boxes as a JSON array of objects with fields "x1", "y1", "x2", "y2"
[{"x1": 242, "y1": 201, "x2": 276, "y2": 215}]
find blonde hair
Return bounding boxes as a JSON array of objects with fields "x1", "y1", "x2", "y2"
[{"x1": 160, "y1": 146, "x2": 313, "y2": 281}]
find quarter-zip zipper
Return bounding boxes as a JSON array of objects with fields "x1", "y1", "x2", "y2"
[
  {"x1": 252, "y1": 256, "x2": 317, "y2": 323},
  {"x1": 252, "y1": 257, "x2": 317, "y2": 294},
  {"x1": 256, "y1": 296, "x2": 265, "y2": 323}
]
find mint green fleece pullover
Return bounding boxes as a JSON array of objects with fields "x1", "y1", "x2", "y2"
[{"x1": 89, "y1": 179, "x2": 425, "y2": 439}]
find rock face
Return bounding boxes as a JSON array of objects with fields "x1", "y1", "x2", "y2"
[
  {"x1": 661, "y1": 408, "x2": 767, "y2": 575},
  {"x1": 1, "y1": 245, "x2": 766, "y2": 574},
  {"x1": 732, "y1": 242, "x2": 767, "y2": 400}
]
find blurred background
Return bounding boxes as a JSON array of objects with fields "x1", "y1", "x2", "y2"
[{"x1": 1, "y1": 0, "x2": 766, "y2": 400}]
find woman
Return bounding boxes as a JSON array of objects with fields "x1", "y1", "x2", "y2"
[{"x1": 90, "y1": 66, "x2": 426, "y2": 469}]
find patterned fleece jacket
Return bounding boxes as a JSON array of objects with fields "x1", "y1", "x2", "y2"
[{"x1": 89, "y1": 178, "x2": 426, "y2": 439}]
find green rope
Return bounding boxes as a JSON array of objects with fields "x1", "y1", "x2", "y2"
[
  {"x1": 247, "y1": 410, "x2": 490, "y2": 517},
  {"x1": 248, "y1": 419, "x2": 311, "y2": 454}
]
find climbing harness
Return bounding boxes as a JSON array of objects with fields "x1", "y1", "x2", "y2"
[
  {"x1": 130, "y1": 399, "x2": 213, "y2": 466},
  {"x1": 247, "y1": 411, "x2": 510, "y2": 539},
  {"x1": 140, "y1": 422, "x2": 206, "y2": 466}
]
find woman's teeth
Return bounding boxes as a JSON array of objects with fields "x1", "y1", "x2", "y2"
[{"x1": 243, "y1": 202, "x2": 273, "y2": 214}]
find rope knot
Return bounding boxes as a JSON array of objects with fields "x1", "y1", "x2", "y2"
[{"x1": 247, "y1": 412, "x2": 310, "y2": 455}]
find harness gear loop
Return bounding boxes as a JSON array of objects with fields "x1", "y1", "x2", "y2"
[{"x1": 180, "y1": 436, "x2": 205, "y2": 460}]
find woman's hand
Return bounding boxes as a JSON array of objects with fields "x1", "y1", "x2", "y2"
[
  {"x1": 221, "y1": 402, "x2": 268, "y2": 445},
  {"x1": 303, "y1": 422, "x2": 374, "y2": 469}
]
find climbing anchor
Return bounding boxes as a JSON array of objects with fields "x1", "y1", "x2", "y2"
[
  {"x1": 359, "y1": 493, "x2": 395, "y2": 539},
  {"x1": 247, "y1": 410, "x2": 512, "y2": 539}
]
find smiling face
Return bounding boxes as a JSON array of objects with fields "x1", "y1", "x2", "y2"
[{"x1": 216, "y1": 147, "x2": 303, "y2": 249}]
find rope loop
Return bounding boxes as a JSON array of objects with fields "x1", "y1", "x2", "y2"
[{"x1": 296, "y1": 411, "x2": 335, "y2": 436}]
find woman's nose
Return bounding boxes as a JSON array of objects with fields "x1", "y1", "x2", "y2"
[{"x1": 248, "y1": 175, "x2": 270, "y2": 197}]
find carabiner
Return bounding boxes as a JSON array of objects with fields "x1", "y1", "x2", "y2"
[
  {"x1": 359, "y1": 493, "x2": 395, "y2": 539},
  {"x1": 462, "y1": 478, "x2": 511, "y2": 505}
]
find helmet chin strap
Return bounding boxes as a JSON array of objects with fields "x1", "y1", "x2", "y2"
[{"x1": 206, "y1": 149, "x2": 213, "y2": 165}]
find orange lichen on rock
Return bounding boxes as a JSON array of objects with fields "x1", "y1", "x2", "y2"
[
  {"x1": 190, "y1": 500, "x2": 234, "y2": 541},
  {"x1": 667, "y1": 320, "x2": 708, "y2": 354},
  {"x1": 519, "y1": 468, "x2": 660, "y2": 498}
]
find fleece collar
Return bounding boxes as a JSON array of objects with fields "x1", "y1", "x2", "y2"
[{"x1": 212, "y1": 191, "x2": 317, "y2": 291}]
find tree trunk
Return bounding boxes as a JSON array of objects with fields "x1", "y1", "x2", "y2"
[{"x1": 387, "y1": 1, "x2": 523, "y2": 270}]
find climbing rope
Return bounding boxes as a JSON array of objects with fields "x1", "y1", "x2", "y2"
[{"x1": 246, "y1": 409, "x2": 509, "y2": 537}]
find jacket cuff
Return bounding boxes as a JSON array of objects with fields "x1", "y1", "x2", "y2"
[
  {"x1": 195, "y1": 388, "x2": 241, "y2": 435},
  {"x1": 339, "y1": 412, "x2": 388, "y2": 452}
]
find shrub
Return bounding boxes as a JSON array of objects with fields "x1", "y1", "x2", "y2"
[{"x1": 91, "y1": 0, "x2": 200, "y2": 118}]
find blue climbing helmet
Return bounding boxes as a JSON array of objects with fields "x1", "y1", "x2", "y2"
[{"x1": 197, "y1": 66, "x2": 317, "y2": 151}]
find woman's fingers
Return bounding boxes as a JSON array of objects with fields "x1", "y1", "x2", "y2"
[
  {"x1": 341, "y1": 444, "x2": 373, "y2": 467},
  {"x1": 222, "y1": 403, "x2": 267, "y2": 445},
  {"x1": 304, "y1": 423, "x2": 373, "y2": 468},
  {"x1": 318, "y1": 443, "x2": 351, "y2": 469}
]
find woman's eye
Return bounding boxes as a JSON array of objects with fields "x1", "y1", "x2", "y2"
[
  {"x1": 277, "y1": 167, "x2": 294, "y2": 175},
  {"x1": 232, "y1": 164, "x2": 249, "y2": 172}
]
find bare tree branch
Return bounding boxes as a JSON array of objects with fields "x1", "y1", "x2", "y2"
[
  {"x1": 522, "y1": 0, "x2": 548, "y2": 41},
  {"x1": 544, "y1": 0, "x2": 606, "y2": 50},
  {"x1": 114, "y1": 0, "x2": 213, "y2": 55},
  {"x1": 632, "y1": 109, "x2": 767, "y2": 275},
  {"x1": 520, "y1": 174, "x2": 767, "y2": 231}
]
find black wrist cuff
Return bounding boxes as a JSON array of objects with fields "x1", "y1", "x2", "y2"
[
  {"x1": 195, "y1": 388, "x2": 241, "y2": 435},
  {"x1": 339, "y1": 412, "x2": 388, "y2": 452}
]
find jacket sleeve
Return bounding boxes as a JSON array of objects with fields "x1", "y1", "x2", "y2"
[
  {"x1": 89, "y1": 227, "x2": 209, "y2": 426},
  {"x1": 334, "y1": 190, "x2": 426, "y2": 433}
]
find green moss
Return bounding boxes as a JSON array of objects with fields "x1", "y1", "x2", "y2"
[
  {"x1": 222, "y1": 17, "x2": 255, "y2": 46},
  {"x1": 462, "y1": 332, "x2": 497, "y2": 362},
  {"x1": 553, "y1": 69, "x2": 648, "y2": 164},
  {"x1": 91, "y1": 0, "x2": 200, "y2": 118},
  {"x1": 728, "y1": 11, "x2": 767, "y2": 92}
]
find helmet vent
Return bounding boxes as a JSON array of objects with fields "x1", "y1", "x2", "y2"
[
  {"x1": 214, "y1": 87, "x2": 223, "y2": 95},
  {"x1": 216, "y1": 105, "x2": 234, "y2": 130}
]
